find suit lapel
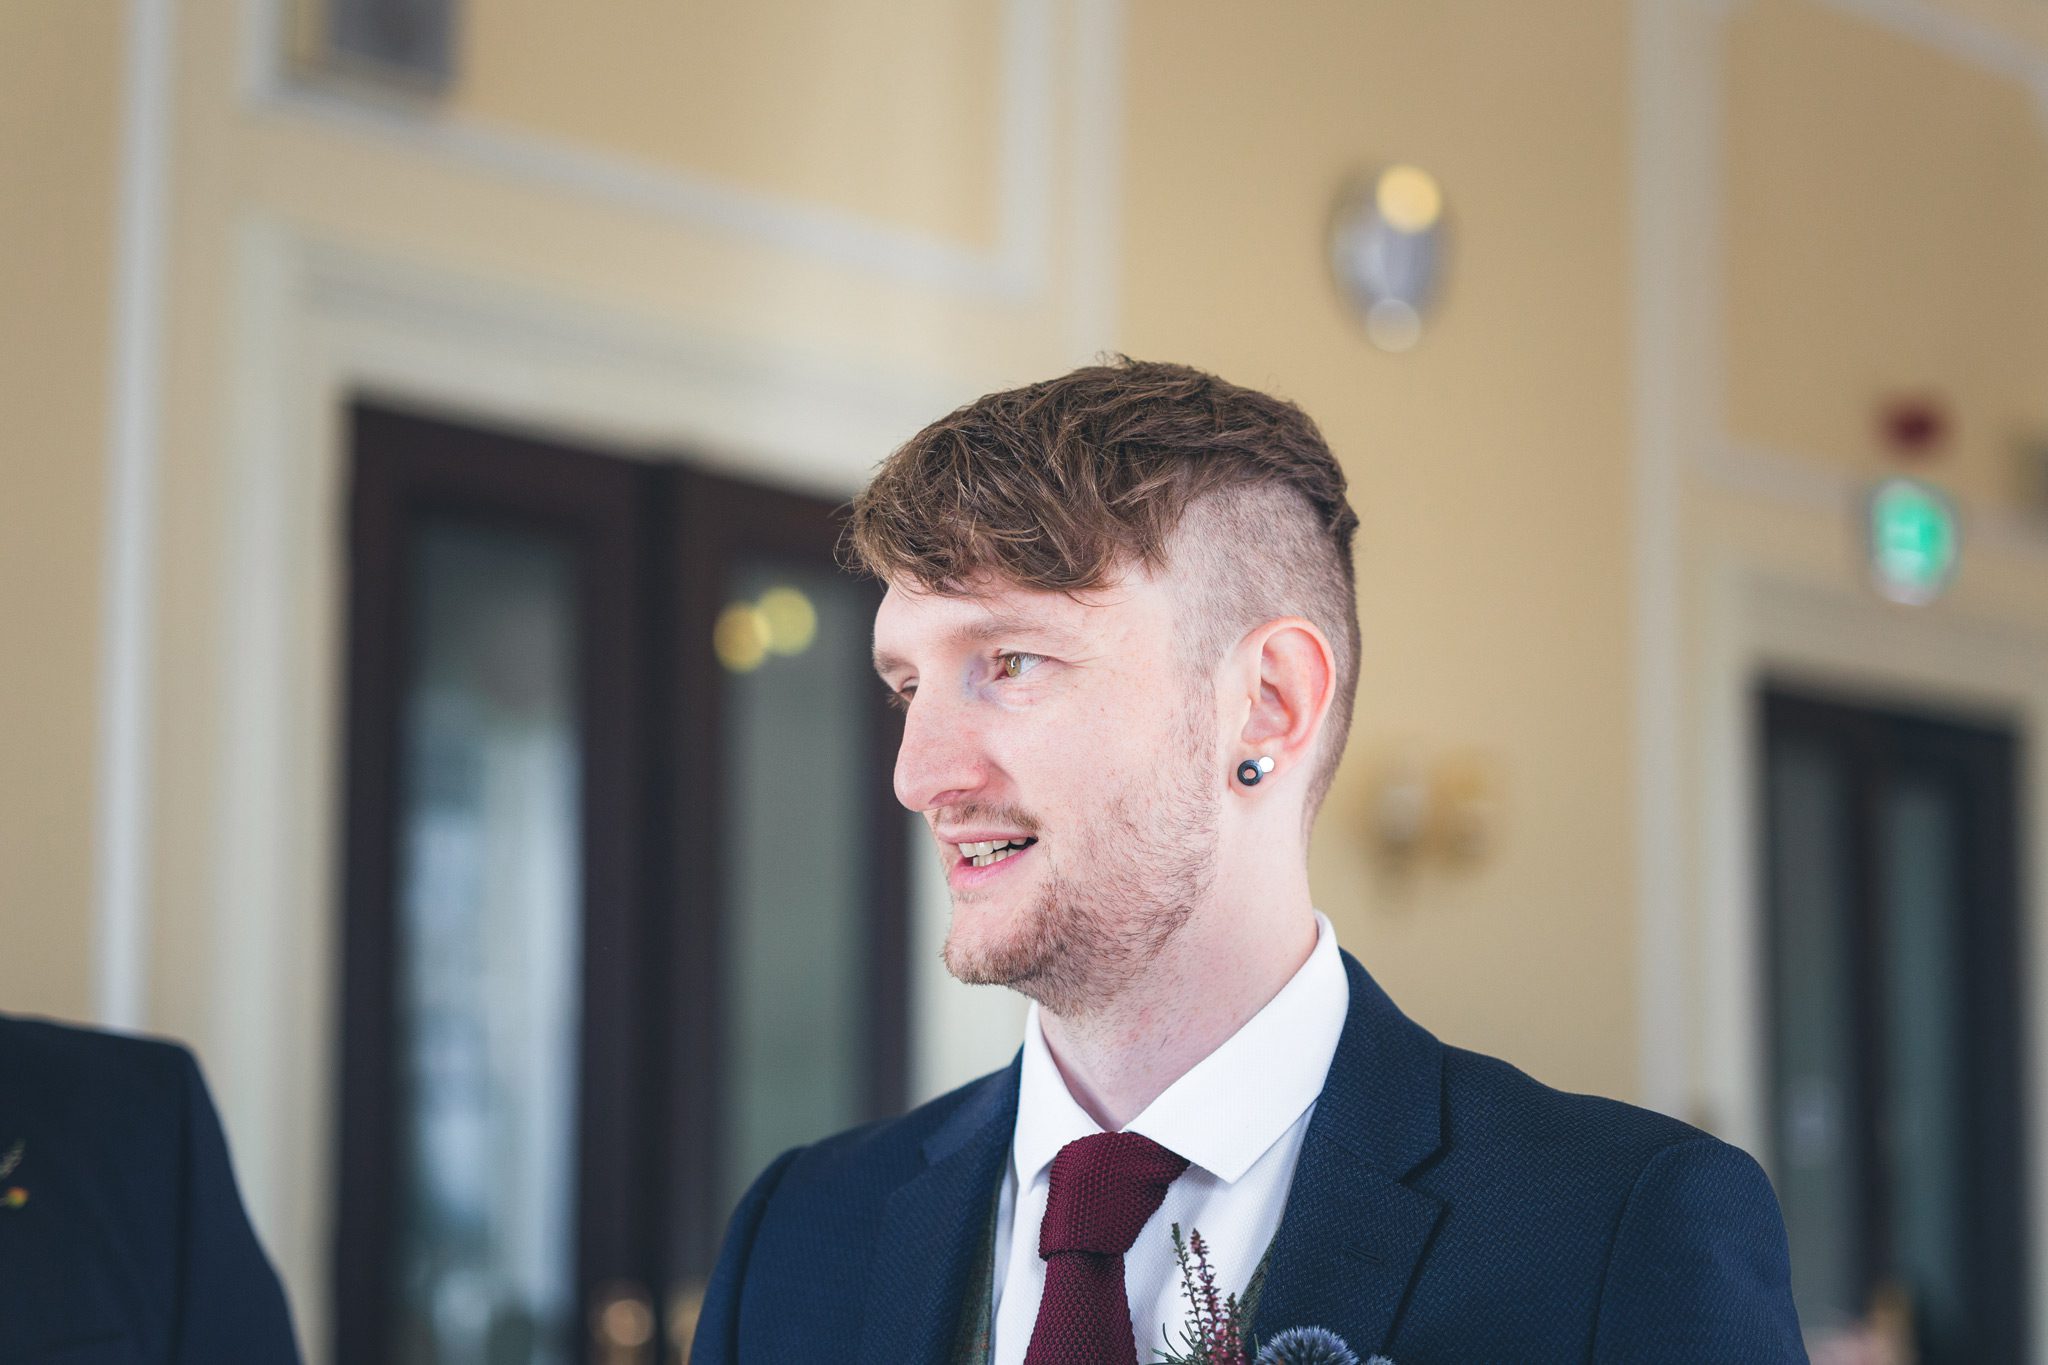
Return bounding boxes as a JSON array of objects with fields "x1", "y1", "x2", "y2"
[
  {"x1": 858, "y1": 1054, "x2": 1020, "y2": 1365},
  {"x1": 1252, "y1": 951, "x2": 1447, "y2": 1357}
]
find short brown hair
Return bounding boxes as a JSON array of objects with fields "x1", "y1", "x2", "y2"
[{"x1": 846, "y1": 358, "x2": 1360, "y2": 825}]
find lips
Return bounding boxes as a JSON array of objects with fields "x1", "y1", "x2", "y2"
[
  {"x1": 947, "y1": 837, "x2": 1038, "y2": 890},
  {"x1": 960, "y1": 836, "x2": 1037, "y2": 868}
]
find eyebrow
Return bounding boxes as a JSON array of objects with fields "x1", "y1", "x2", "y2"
[{"x1": 872, "y1": 613, "x2": 1081, "y2": 679}]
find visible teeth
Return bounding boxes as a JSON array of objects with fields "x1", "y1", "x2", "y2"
[
  {"x1": 968, "y1": 843, "x2": 1031, "y2": 869},
  {"x1": 958, "y1": 837, "x2": 1033, "y2": 859}
]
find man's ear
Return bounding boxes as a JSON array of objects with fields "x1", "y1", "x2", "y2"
[{"x1": 1234, "y1": 617, "x2": 1336, "y2": 788}]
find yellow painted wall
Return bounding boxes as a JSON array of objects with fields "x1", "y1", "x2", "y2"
[
  {"x1": 1122, "y1": 0, "x2": 1640, "y2": 1101},
  {"x1": 453, "y1": 0, "x2": 1006, "y2": 249},
  {"x1": 1726, "y1": 0, "x2": 2048, "y2": 507},
  {"x1": 0, "y1": 3, "x2": 123, "y2": 1018}
]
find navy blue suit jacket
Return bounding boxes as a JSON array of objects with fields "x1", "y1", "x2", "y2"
[
  {"x1": 0, "y1": 1016, "x2": 302, "y2": 1364},
  {"x1": 693, "y1": 950, "x2": 1805, "y2": 1362}
]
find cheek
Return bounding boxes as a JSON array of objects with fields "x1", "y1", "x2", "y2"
[
  {"x1": 1049, "y1": 720, "x2": 1156, "y2": 803},
  {"x1": 986, "y1": 678, "x2": 1182, "y2": 799},
  {"x1": 1000, "y1": 715, "x2": 1115, "y2": 805}
]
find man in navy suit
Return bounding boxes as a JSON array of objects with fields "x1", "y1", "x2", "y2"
[
  {"x1": 0, "y1": 1014, "x2": 302, "y2": 1363},
  {"x1": 694, "y1": 359, "x2": 1805, "y2": 1362}
]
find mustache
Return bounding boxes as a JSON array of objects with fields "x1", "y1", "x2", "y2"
[{"x1": 933, "y1": 805, "x2": 1039, "y2": 834}]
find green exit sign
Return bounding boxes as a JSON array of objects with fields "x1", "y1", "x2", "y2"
[{"x1": 1867, "y1": 477, "x2": 1958, "y2": 605}]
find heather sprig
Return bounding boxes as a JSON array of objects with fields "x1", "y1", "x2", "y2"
[
  {"x1": 1154, "y1": 1223, "x2": 1252, "y2": 1365},
  {"x1": 1153, "y1": 1224, "x2": 1381, "y2": 1365}
]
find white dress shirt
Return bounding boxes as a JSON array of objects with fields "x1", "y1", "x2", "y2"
[{"x1": 986, "y1": 910, "x2": 1351, "y2": 1364}]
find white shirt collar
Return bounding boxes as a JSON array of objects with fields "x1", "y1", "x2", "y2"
[{"x1": 1012, "y1": 910, "x2": 1350, "y2": 1188}]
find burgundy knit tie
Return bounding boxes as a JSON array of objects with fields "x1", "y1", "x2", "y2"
[{"x1": 1023, "y1": 1131, "x2": 1191, "y2": 1365}]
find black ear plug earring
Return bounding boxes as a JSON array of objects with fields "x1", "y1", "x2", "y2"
[{"x1": 1236, "y1": 755, "x2": 1275, "y2": 786}]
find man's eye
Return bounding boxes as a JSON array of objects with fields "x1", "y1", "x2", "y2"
[
  {"x1": 998, "y1": 652, "x2": 1044, "y2": 680},
  {"x1": 885, "y1": 685, "x2": 914, "y2": 712}
]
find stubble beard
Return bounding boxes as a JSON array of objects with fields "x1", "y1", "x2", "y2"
[{"x1": 940, "y1": 683, "x2": 1220, "y2": 1016}]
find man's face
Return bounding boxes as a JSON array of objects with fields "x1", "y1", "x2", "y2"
[{"x1": 871, "y1": 564, "x2": 1222, "y2": 1014}]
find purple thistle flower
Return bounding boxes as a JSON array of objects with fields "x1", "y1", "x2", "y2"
[{"x1": 1255, "y1": 1326, "x2": 1361, "y2": 1365}]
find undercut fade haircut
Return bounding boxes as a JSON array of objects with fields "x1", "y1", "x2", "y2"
[{"x1": 844, "y1": 357, "x2": 1362, "y2": 828}]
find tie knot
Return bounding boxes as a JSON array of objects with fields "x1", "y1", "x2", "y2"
[{"x1": 1038, "y1": 1131, "x2": 1190, "y2": 1259}]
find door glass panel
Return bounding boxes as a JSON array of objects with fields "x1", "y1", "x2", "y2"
[
  {"x1": 391, "y1": 519, "x2": 583, "y2": 1365},
  {"x1": 716, "y1": 559, "x2": 876, "y2": 1218},
  {"x1": 1766, "y1": 736, "x2": 1861, "y2": 1339},
  {"x1": 1879, "y1": 777, "x2": 1965, "y2": 1358}
]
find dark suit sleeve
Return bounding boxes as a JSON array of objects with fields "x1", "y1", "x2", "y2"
[
  {"x1": 690, "y1": 1147, "x2": 804, "y2": 1365},
  {"x1": 167, "y1": 1048, "x2": 303, "y2": 1364},
  {"x1": 1591, "y1": 1136, "x2": 1807, "y2": 1363}
]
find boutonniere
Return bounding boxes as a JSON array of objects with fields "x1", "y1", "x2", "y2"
[
  {"x1": 0, "y1": 1140, "x2": 26, "y2": 1208},
  {"x1": 1153, "y1": 1223, "x2": 1389, "y2": 1365}
]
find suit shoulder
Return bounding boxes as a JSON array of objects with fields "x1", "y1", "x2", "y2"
[
  {"x1": 774, "y1": 1062, "x2": 1016, "y2": 1195},
  {"x1": 0, "y1": 1013, "x2": 198, "y2": 1124},
  {"x1": 1435, "y1": 1042, "x2": 1737, "y2": 1193},
  {"x1": 0, "y1": 1012, "x2": 197, "y2": 1073}
]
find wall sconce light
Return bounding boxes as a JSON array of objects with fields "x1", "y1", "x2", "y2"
[
  {"x1": 1328, "y1": 163, "x2": 1449, "y2": 352},
  {"x1": 1369, "y1": 747, "x2": 1500, "y2": 874}
]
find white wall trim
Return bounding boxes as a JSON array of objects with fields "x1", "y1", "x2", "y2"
[
  {"x1": 1628, "y1": 0, "x2": 1693, "y2": 1121},
  {"x1": 93, "y1": 0, "x2": 177, "y2": 1031},
  {"x1": 1810, "y1": 0, "x2": 2048, "y2": 88},
  {"x1": 1631, "y1": 0, "x2": 1736, "y2": 1120},
  {"x1": 240, "y1": 0, "x2": 1060, "y2": 301},
  {"x1": 1064, "y1": 0, "x2": 1127, "y2": 362},
  {"x1": 1809, "y1": 0, "x2": 2048, "y2": 139}
]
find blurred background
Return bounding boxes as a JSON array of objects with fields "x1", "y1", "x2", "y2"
[{"x1": 5, "y1": 0, "x2": 2048, "y2": 1361}]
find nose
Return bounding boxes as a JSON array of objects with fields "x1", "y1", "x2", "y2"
[{"x1": 892, "y1": 689, "x2": 989, "y2": 813}]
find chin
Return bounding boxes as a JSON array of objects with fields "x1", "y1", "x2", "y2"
[{"x1": 940, "y1": 903, "x2": 1048, "y2": 989}]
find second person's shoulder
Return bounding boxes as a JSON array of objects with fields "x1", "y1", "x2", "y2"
[{"x1": 0, "y1": 1012, "x2": 201, "y2": 1137}]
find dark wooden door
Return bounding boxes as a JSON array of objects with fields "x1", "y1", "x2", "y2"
[
  {"x1": 1761, "y1": 685, "x2": 2027, "y2": 1363},
  {"x1": 335, "y1": 404, "x2": 909, "y2": 1364}
]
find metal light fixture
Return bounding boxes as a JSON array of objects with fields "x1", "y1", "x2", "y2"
[{"x1": 1328, "y1": 164, "x2": 1449, "y2": 352}]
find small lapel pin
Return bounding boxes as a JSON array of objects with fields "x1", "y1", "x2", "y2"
[{"x1": 2, "y1": 1140, "x2": 27, "y2": 1207}]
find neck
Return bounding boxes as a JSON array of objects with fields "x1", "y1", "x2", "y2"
[{"x1": 1034, "y1": 860, "x2": 1318, "y2": 1132}]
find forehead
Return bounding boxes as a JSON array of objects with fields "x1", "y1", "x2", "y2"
[{"x1": 870, "y1": 567, "x2": 1165, "y2": 675}]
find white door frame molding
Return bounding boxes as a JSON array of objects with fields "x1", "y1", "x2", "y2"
[
  {"x1": 1692, "y1": 558, "x2": 2048, "y2": 1149},
  {"x1": 93, "y1": 0, "x2": 178, "y2": 1031},
  {"x1": 213, "y1": 220, "x2": 999, "y2": 1358}
]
